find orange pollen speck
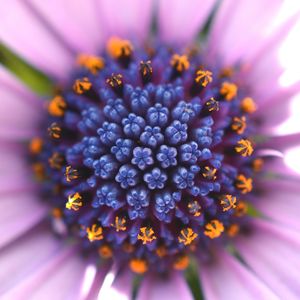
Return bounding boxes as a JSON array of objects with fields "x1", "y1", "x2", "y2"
[
  {"x1": 52, "y1": 208, "x2": 63, "y2": 219},
  {"x1": 106, "y1": 74, "x2": 123, "y2": 88},
  {"x1": 107, "y1": 37, "x2": 133, "y2": 59},
  {"x1": 252, "y1": 158, "x2": 264, "y2": 172},
  {"x1": 236, "y1": 174, "x2": 253, "y2": 194},
  {"x1": 73, "y1": 77, "x2": 92, "y2": 94},
  {"x1": 77, "y1": 54, "x2": 104, "y2": 74},
  {"x1": 140, "y1": 60, "x2": 153, "y2": 76},
  {"x1": 173, "y1": 255, "x2": 190, "y2": 270},
  {"x1": 235, "y1": 201, "x2": 248, "y2": 217},
  {"x1": 86, "y1": 224, "x2": 103, "y2": 242},
  {"x1": 48, "y1": 123, "x2": 62, "y2": 139},
  {"x1": 205, "y1": 97, "x2": 219, "y2": 112},
  {"x1": 220, "y1": 82, "x2": 238, "y2": 101},
  {"x1": 178, "y1": 228, "x2": 198, "y2": 246},
  {"x1": 170, "y1": 54, "x2": 190, "y2": 72},
  {"x1": 220, "y1": 194, "x2": 237, "y2": 212},
  {"x1": 48, "y1": 95, "x2": 66, "y2": 117},
  {"x1": 219, "y1": 67, "x2": 234, "y2": 78},
  {"x1": 29, "y1": 137, "x2": 43, "y2": 154},
  {"x1": 202, "y1": 166, "x2": 217, "y2": 180},
  {"x1": 204, "y1": 220, "x2": 224, "y2": 239},
  {"x1": 98, "y1": 245, "x2": 113, "y2": 259},
  {"x1": 227, "y1": 224, "x2": 240, "y2": 237},
  {"x1": 138, "y1": 227, "x2": 157, "y2": 245},
  {"x1": 65, "y1": 166, "x2": 79, "y2": 182},
  {"x1": 32, "y1": 162, "x2": 45, "y2": 181},
  {"x1": 231, "y1": 116, "x2": 247, "y2": 134},
  {"x1": 48, "y1": 152, "x2": 64, "y2": 169},
  {"x1": 241, "y1": 97, "x2": 257, "y2": 113},
  {"x1": 188, "y1": 201, "x2": 202, "y2": 217},
  {"x1": 156, "y1": 246, "x2": 167, "y2": 258},
  {"x1": 130, "y1": 258, "x2": 148, "y2": 274},
  {"x1": 66, "y1": 192, "x2": 83, "y2": 211},
  {"x1": 235, "y1": 139, "x2": 254, "y2": 157},
  {"x1": 111, "y1": 216, "x2": 127, "y2": 232},
  {"x1": 195, "y1": 69, "x2": 213, "y2": 87}
]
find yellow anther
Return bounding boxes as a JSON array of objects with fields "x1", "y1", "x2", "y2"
[
  {"x1": 204, "y1": 220, "x2": 224, "y2": 239},
  {"x1": 73, "y1": 77, "x2": 92, "y2": 94},
  {"x1": 236, "y1": 174, "x2": 253, "y2": 194},
  {"x1": 231, "y1": 116, "x2": 247, "y2": 134},
  {"x1": 241, "y1": 97, "x2": 257, "y2": 113},
  {"x1": 173, "y1": 255, "x2": 190, "y2": 270},
  {"x1": 205, "y1": 97, "x2": 219, "y2": 112},
  {"x1": 219, "y1": 67, "x2": 234, "y2": 78},
  {"x1": 138, "y1": 227, "x2": 157, "y2": 245},
  {"x1": 195, "y1": 69, "x2": 213, "y2": 87},
  {"x1": 29, "y1": 137, "x2": 43, "y2": 154},
  {"x1": 48, "y1": 123, "x2": 62, "y2": 139},
  {"x1": 252, "y1": 158, "x2": 264, "y2": 172},
  {"x1": 66, "y1": 192, "x2": 83, "y2": 211},
  {"x1": 140, "y1": 60, "x2": 153, "y2": 83},
  {"x1": 65, "y1": 166, "x2": 79, "y2": 182},
  {"x1": 235, "y1": 201, "x2": 248, "y2": 217},
  {"x1": 77, "y1": 54, "x2": 104, "y2": 74},
  {"x1": 86, "y1": 224, "x2": 104, "y2": 242},
  {"x1": 235, "y1": 139, "x2": 254, "y2": 157},
  {"x1": 129, "y1": 258, "x2": 148, "y2": 274},
  {"x1": 106, "y1": 74, "x2": 123, "y2": 89},
  {"x1": 52, "y1": 208, "x2": 63, "y2": 219},
  {"x1": 48, "y1": 152, "x2": 65, "y2": 169},
  {"x1": 178, "y1": 228, "x2": 198, "y2": 246},
  {"x1": 111, "y1": 216, "x2": 127, "y2": 232},
  {"x1": 170, "y1": 54, "x2": 190, "y2": 72},
  {"x1": 220, "y1": 82, "x2": 238, "y2": 101},
  {"x1": 32, "y1": 163, "x2": 45, "y2": 181},
  {"x1": 202, "y1": 166, "x2": 217, "y2": 180},
  {"x1": 156, "y1": 246, "x2": 167, "y2": 258},
  {"x1": 48, "y1": 95, "x2": 66, "y2": 117},
  {"x1": 98, "y1": 245, "x2": 113, "y2": 259},
  {"x1": 220, "y1": 194, "x2": 237, "y2": 212},
  {"x1": 227, "y1": 224, "x2": 240, "y2": 237},
  {"x1": 188, "y1": 201, "x2": 202, "y2": 217},
  {"x1": 107, "y1": 37, "x2": 133, "y2": 59}
]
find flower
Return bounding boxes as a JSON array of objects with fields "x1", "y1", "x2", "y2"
[{"x1": 1, "y1": 0, "x2": 300, "y2": 299}]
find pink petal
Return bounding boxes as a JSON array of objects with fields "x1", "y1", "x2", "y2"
[
  {"x1": 158, "y1": 0, "x2": 216, "y2": 45},
  {"x1": 199, "y1": 250, "x2": 279, "y2": 300},
  {"x1": 0, "y1": 67, "x2": 43, "y2": 140},
  {"x1": 0, "y1": 192, "x2": 47, "y2": 249},
  {"x1": 235, "y1": 219, "x2": 300, "y2": 300},
  {"x1": 0, "y1": 0, "x2": 73, "y2": 80},
  {"x1": 27, "y1": 0, "x2": 103, "y2": 54},
  {"x1": 137, "y1": 272, "x2": 193, "y2": 300},
  {"x1": 207, "y1": 0, "x2": 283, "y2": 65},
  {"x1": 0, "y1": 225, "x2": 62, "y2": 295},
  {"x1": 261, "y1": 132, "x2": 300, "y2": 152},
  {"x1": 96, "y1": 0, "x2": 154, "y2": 42}
]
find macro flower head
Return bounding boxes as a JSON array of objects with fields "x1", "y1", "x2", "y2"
[{"x1": 1, "y1": 0, "x2": 300, "y2": 299}]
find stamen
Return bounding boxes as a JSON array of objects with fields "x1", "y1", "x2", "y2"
[
  {"x1": 48, "y1": 96, "x2": 66, "y2": 117},
  {"x1": 98, "y1": 245, "x2": 113, "y2": 259},
  {"x1": 138, "y1": 227, "x2": 157, "y2": 245},
  {"x1": 106, "y1": 74, "x2": 123, "y2": 94},
  {"x1": 123, "y1": 242, "x2": 134, "y2": 253},
  {"x1": 48, "y1": 152, "x2": 65, "y2": 169},
  {"x1": 86, "y1": 224, "x2": 104, "y2": 242},
  {"x1": 236, "y1": 174, "x2": 253, "y2": 194},
  {"x1": 202, "y1": 166, "x2": 217, "y2": 180},
  {"x1": 195, "y1": 69, "x2": 213, "y2": 87},
  {"x1": 170, "y1": 54, "x2": 190, "y2": 72},
  {"x1": 73, "y1": 77, "x2": 92, "y2": 94},
  {"x1": 111, "y1": 216, "x2": 127, "y2": 232},
  {"x1": 77, "y1": 54, "x2": 104, "y2": 74},
  {"x1": 48, "y1": 123, "x2": 62, "y2": 139},
  {"x1": 178, "y1": 228, "x2": 198, "y2": 246},
  {"x1": 235, "y1": 201, "x2": 248, "y2": 217},
  {"x1": 32, "y1": 162, "x2": 45, "y2": 181},
  {"x1": 52, "y1": 207, "x2": 63, "y2": 218},
  {"x1": 241, "y1": 97, "x2": 257, "y2": 113},
  {"x1": 205, "y1": 97, "x2": 219, "y2": 112},
  {"x1": 107, "y1": 37, "x2": 133, "y2": 59},
  {"x1": 252, "y1": 158, "x2": 264, "y2": 172},
  {"x1": 66, "y1": 192, "x2": 83, "y2": 211},
  {"x1": 173, "y1": 255, "x2": 190, "y2": 270},
  {"x1": 204, "y1": 220, "x2": 224, "y2": 239},
  {"x1": 29, "y1": 137, "x2": 43, "y2": 154},
  {"x1": 220, "y1": 82, "x2": 238, "y2": 101},
  {"x1": 65, "y1": 166, "x2": 79, "y2": 182},
  {"x1": 235, "y1": 139, "x2": 254, "y2": 157},
  {"x1": 227, "y1": 224, "x2": 240, "y2": 237},
  {"x1": 140, "y1": 60, "x2": 153, "y2": 84},
  {"x1": 156, "y1": 246, "x2": 167, "y2": 258},
  {"x1": 129, "y1": 258, "x2": 148, "y2": 274},
  {"x1": 188, "y1": 200, "x2": 202, "y2": 217},
  {"x1": 231, "y1": 116, "x2": 247, "y2": 134},
  {"x1": 219, "y1": 67, "x2": 234, "y2": 78},
  {"x1": 220, "y1": 194, "x2": 237, "y2": 212}
]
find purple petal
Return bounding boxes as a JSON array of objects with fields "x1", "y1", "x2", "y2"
[{"x1": 137, "y1": 272, "x2": 193, "y2": 300}]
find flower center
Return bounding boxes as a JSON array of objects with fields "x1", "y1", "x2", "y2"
[{"x1": 29, "y1": 37, "x2": 261, "y2": 274}]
